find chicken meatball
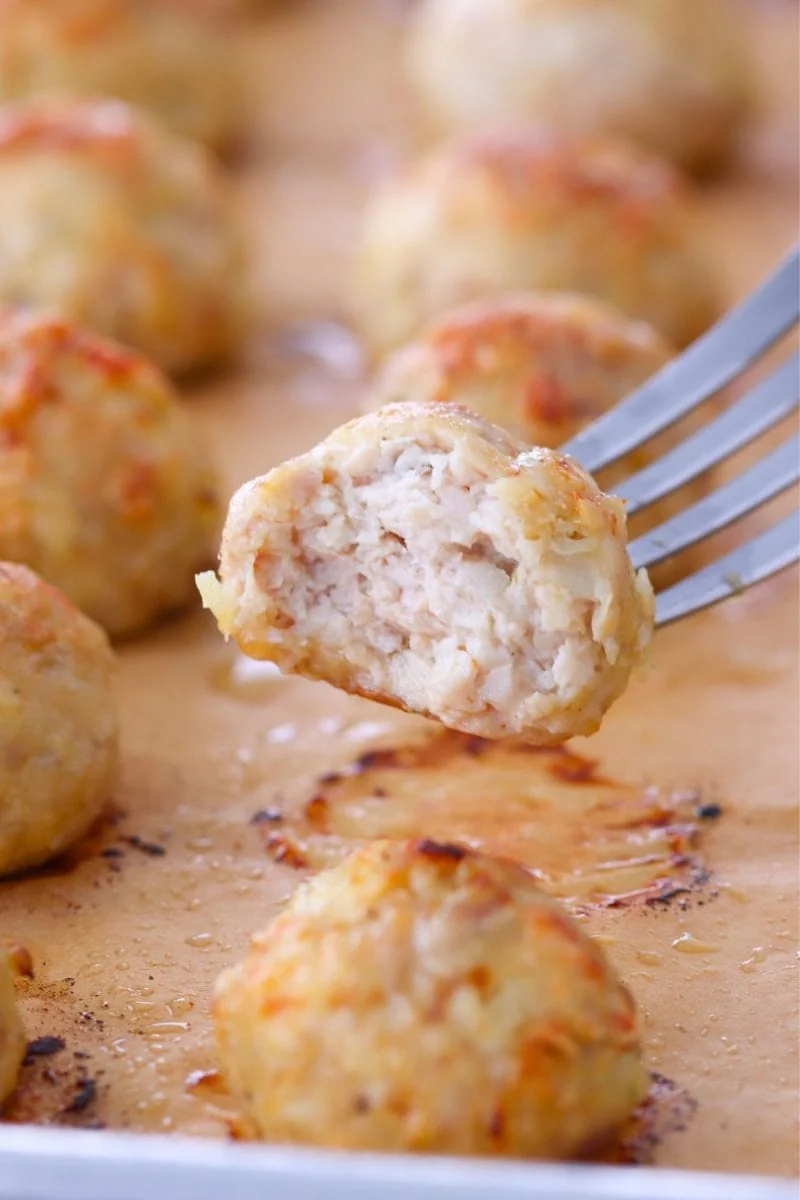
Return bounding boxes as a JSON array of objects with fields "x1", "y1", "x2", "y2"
[
  {"x1": 0, "y1": 563, "x2": 118, "y2": 876},
  {"x1": 214, "y1": 838, "x2": 648, "y2": 1155},
  {"x1": 406, "y1": 0, "x2": 751, "y2": 174},
  {"x1": 198, "y1": 403, "x2": 653, "y2": 743},
  {"x1": 353, "y1": 132, "x2": 716, "y2": 358},
  {"x1": 0, "y1": 97, "x2": 243, "y2": 376},
  {"x1": 0, "y1": 0, "x2": 238, "y2": 149},
  {"x1": 368, "y1": 293, "x2": 672, "y2": 448},
  {"x1": 367, "y1": 294, "x2": 709, "y2": 588},
  {"x1": 0, "y1": 310, "x2": 221, "y2": 638},
  {"x1": 0, "y1": 952, "x2": 24, "y2": 1107}
]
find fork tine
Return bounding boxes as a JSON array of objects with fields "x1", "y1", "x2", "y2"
[
  {"x1": 619, "y1": 354, "x2": 799, "y2": 516},
  {"x1": 654, "y1": 511, "x2": 800, "y2": 628},
  {"x1": 562, "y1": 245, "x2": 800, "y2": 474},
  {"x1": 630, "y1": 434, "x2": 800, "y2": 571}
]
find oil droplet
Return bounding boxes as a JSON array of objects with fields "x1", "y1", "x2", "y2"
[
  {"x1": 636, "y1": 950, "x2": 663, "y2": 967},
  {"x1": 343, "y1": 719, "x2": 395, "y2": 742},
  {"x1": 672, "y1": 933, "x2": 720, "y2": 955},
  {"x1": 186, "y1": 1068, "x2": 221, "y2": 1093},
  {"x1": 140, "y1": 1021, "x2": 190, "y2": 1037},
  {"x1": 272, "y1": 319, "x2": 364, "y2": 380},
  {"x1": 317, "y1": 716, "x2": 344, "y2": 736},
  {"x1": 185, "y1": 932, "x2": 214, "y2": 949},
  {"x1": 167, "y1": 996, "x2": 193, "y2": 1016},
  {"x1": 717, "y1": 881, "x2": 749, "y2": 903},
  {"x1": 739, "y1": 945, "x2": 769, "y2": 973},
  {"x1": 209, "y1": 656, "x2": 282, "y2": 703},
  {"x1": 267, "y1": 723, "x2": 297, "y2": 745}
]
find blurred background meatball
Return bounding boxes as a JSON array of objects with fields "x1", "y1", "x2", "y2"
[
  {"x1": 0, "y1": 310, "x2": 221, "y2": 638},
  {"x1": 0, "y1": 563, "x2": 118, "y2": 876},
  {"x1": 367, "y1": 294, "x2": 709, "y2": 584},
  {"x1": 406, "y1": 0, "x2": 752, "y2": 174},
  {"x1": 368, "y1": 292, "x2": 672, "y2": 447},
  {"x1": 0, "y1": 0, "x2": 239, "y2": 149},
  {"x1": 353, "y1": 132, "x2": 717, "y2": 358},
  {"x1": 215, "y1": 839, "x2": 647, "y2": 1155},
  {"x1": 0, "y1": 98, "x2": 244, "y2": 375},
  {"x1": 0, "y1": 952, "x2": 24, "y2": 1107}
]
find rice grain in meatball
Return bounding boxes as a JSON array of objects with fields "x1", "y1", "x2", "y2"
[
  {"x1": 353, "y1": 132, "x2": 716, "y2": 358},
  {"x1": 0, "y1": 952, "x2": 24, "y2": 1107},
  {"x1": 0, "y1": 310, "x2": 221, "y2": 638},
  {"x1": 0, "y1": 0, "x2": 239, "y2": 148},
  {"x1": 198, "y1": 403, "x2": 653, "y2": 743},
  {"x1": 406, "y1": 0, "x2": 751, "y2": 174},
  {"x1": 0, "y1": 563, "x2": 118, "y2": 876},
  {"x1": 0, "y1": 97, "x2": 243, "y2": 376},
  {"x1": 214, "y1": 838, "x2": 648, "y2": 1155}
]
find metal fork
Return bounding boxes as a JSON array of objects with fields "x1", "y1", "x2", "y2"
[{"x1": 561, "y1": 247, "x2": 800, "y2": 627}]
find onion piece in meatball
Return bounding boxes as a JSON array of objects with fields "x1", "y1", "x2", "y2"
[
  {"x1": 0, "y1": 563, "x2": 118, "y2": 877},
  {"x1": 214, "y1": 838, "x2": 648, "y2": 1156},
  {"x1": 198, "y1": 403, "x2": 653, "y2": 744}
]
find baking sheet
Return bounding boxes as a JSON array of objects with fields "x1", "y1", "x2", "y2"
[{"x1": 1, "y1": 0, "x2": 798, "y2": 1186}]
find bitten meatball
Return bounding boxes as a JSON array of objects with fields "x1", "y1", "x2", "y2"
[
  {"x1": 198, "y1": 403, "x2": 653, "y2": 744},
  {"x1": 0, "y1": 563, "x2": 118, "y2": 876},
  {"x1": 0, "y1": 98, "x2": 243, "y2": 376},
  {"x1": 368, "y1": 293, "x2": 672, "y2": 449},
  {"x1": 0, "y1": 0, "x2": 238, "y2": 149},
  {"x1": 214, "y1": 839, "x2": 648, "y2": 1155},
  {"x1": 0, "y1": 310, "x2": 221, "y2": 638},
  {"x1": 0, "y1": 952, "x2": 24, "y2": 1107},
  {"x1": 353, "y1": 132, "x2": 716, "y2": 358},
  {"x1": 406, "y1": 0, "x2": 751, "y2": 174}
]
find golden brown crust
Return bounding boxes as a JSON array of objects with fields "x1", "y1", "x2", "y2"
[
  {"x1": 369, "y1": 292, "x2": 673, "y2": 447},
  {"x1": 354, "y1": 132, "x2": 718, "y2": 357},
  {"x1": 0, "y1": 309, "x2": 221, "y2": 637},
  {"x1": 406, "y1": 0, "x2": 752, "y2": 173},
  {"x1": 0, "y1": 0, "x2": 239, "y2": 148},
  {"x1": 0, "y1": 561, "x2": 118, "y2": 876},
  {"x1": 214, "y1": 839, "x2": 648, "y2": 1155},
  {"x1": 0, "y1": 97, "x2": 243, "y2": 375}
]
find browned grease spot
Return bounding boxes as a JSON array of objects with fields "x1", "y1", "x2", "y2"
[
  {"x1": 415, "y1": 839, "x2": 467, "y2": 863},
  {"x1": 261, "y1": 831, "x2": 308, "y2": 870},
  {"x1": 604, "y1": 1073, "x2": 699, "y2": 1165},
  {"x1": 273, "y1": 731, "x2": 707, "y2": 910}
]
